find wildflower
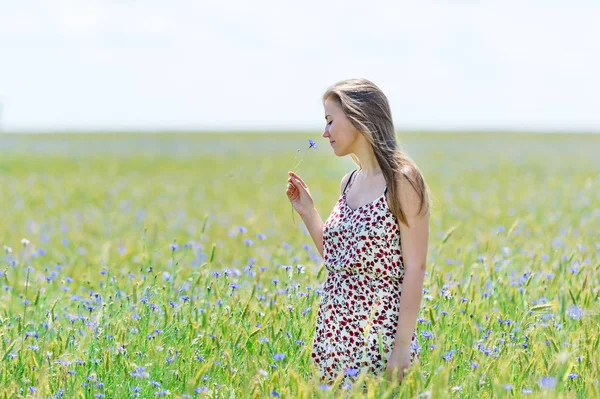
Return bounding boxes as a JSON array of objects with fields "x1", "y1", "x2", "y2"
[
  {"x1": 421, "y1": 330, "x2": 433, "y2": 339},
  {"x1": 273, "y1": 353, "x2": 285, "y2": 361},
  {"x1": 22, "y1": 238, "x2": 30, "y2": 247},
  {"x1": 538, "y1": 376, "x2": 557, "y2": 389},
  {"x1": 567, "y1": 305, "x2": 584, "y2": 320},
  {"x1": 130, "y1": 367, "x2": 149, "y2": 378},
  {"x1": 442, "y1": 349, "x2": 457, "y2": 361},
  {"x1": 345, "y1": 368, "x2": 359, "y2": 377}
]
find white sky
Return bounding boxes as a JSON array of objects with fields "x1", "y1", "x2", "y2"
[{"x1": 0, "y1": 0, "x2": 599, "y2": 132}]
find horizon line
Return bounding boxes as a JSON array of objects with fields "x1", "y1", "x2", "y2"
[{"x1": 1, "y1": 128, "x2": 600, "y2": 135}]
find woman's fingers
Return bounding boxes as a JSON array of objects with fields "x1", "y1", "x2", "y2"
[
  {"x1": 291, "y1": 178, "x2": 306, "y2": 193},
  {"x1": 288, "y1": 171, "x2": 308, "y2": 188},
  {"x1": 286, "y1": 180, "x2": 299, "y2": 199}
]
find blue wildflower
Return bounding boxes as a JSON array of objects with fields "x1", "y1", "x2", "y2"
[
  {"x1": 567, "y1": 305, "x2": 584, "y2": 320},
  {"x1": 345, "y1": 368, "x2": 359, "y2": 377},
  {"x1": 538, "y1": 376, "x2": 557, "y2": 389}
]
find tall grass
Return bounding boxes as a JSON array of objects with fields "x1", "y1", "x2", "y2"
[{"x1": 0, "y1": 132, "x2": 598, "y2": 398}]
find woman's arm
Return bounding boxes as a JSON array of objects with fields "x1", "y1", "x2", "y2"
[
  {"x1": 387, "y1": 167, "x2": 430, "y2": 380},
  {"x1": 394, "y1": 169, "x2": 429, "y2": 346}
]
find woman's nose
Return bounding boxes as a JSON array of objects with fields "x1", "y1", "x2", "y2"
[{"x1": 322, "y1": 128, "x2": 329, "y2": 138}]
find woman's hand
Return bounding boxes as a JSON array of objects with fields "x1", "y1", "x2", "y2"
[
  {"x1": 286, "y1": 171, "x2": 315, "y2": 218},
  {"x1": 386, "y1": 346, "x2": 412, "y2": 384}
]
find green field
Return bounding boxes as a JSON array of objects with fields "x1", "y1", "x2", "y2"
[{"x1": 0, "y1": 132, "x2": 599, "y2": 398}]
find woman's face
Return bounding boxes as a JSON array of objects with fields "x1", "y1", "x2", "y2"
[{"x1": 322, "y1": 98, "x2": 362, "y2": 156}]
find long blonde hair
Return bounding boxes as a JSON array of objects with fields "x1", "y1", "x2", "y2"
[{"x1": 323, "y1": 78, "x2": 430, "y2": 227}]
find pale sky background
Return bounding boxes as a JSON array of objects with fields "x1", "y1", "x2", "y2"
[{"x1": 0, "y1": 0, "x2": 599, "y2": 132}]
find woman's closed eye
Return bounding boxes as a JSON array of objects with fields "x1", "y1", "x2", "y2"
[{"x1": 327, "y1": 121, "x2": 332, "y2": 126}]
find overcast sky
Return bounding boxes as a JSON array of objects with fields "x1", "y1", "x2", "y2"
[{"x1": 1, "y1": 0, "x2": 599, "y2": 132}]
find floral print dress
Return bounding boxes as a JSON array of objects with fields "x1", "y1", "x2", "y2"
[{"x1": 311, "y1": 169, "x2": 420, "y2": 384}]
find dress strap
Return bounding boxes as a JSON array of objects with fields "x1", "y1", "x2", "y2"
[
  {"x1": 384, "y1": 186, "x2": 388, "y2": 195},
  {"x1": 343, "y1": 169, "x2": 358, "y2": 195}
]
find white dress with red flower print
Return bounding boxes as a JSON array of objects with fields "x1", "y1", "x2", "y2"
[{"x1": 310, "y1": 169, "x2": 420, "y2": 384}]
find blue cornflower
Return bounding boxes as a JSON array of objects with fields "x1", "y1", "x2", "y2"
[
  {"x1": 442, "y1": 349, "x2": 457, "y2": 361},
  {"x1": 538, "y1": 376, "x2": 557, "y2": 389},
  {"x1": 567, "y1": 305, "x2": 584, "y2": 320},
  {"x1": 421, "y1": 330, "x2": 433, "y2": 339},
  {"x1": 131, "y1": 366, "x2": 149, "y2": 378},
  {"x1": 273, "y1": 353, "x2": 285, "y2": 361},
  {"x1": 345, "y1": 368, "x2": 359, "y2": 377},
  {"x1": 308, "y1": 139, "x2": 318, "y2": 149}
]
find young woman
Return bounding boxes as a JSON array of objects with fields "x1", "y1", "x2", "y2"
[{"x1": 285, "y1": 78, "x2": 431, "y2": 386}]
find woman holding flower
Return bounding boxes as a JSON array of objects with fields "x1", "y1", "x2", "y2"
[{"x1": 285, "y1": 78, "x2": 430, "y2": 386}]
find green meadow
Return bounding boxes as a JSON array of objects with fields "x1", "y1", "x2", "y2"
[{"x1": 0, "y1": 132, "x2": 599, "y2": 398}]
